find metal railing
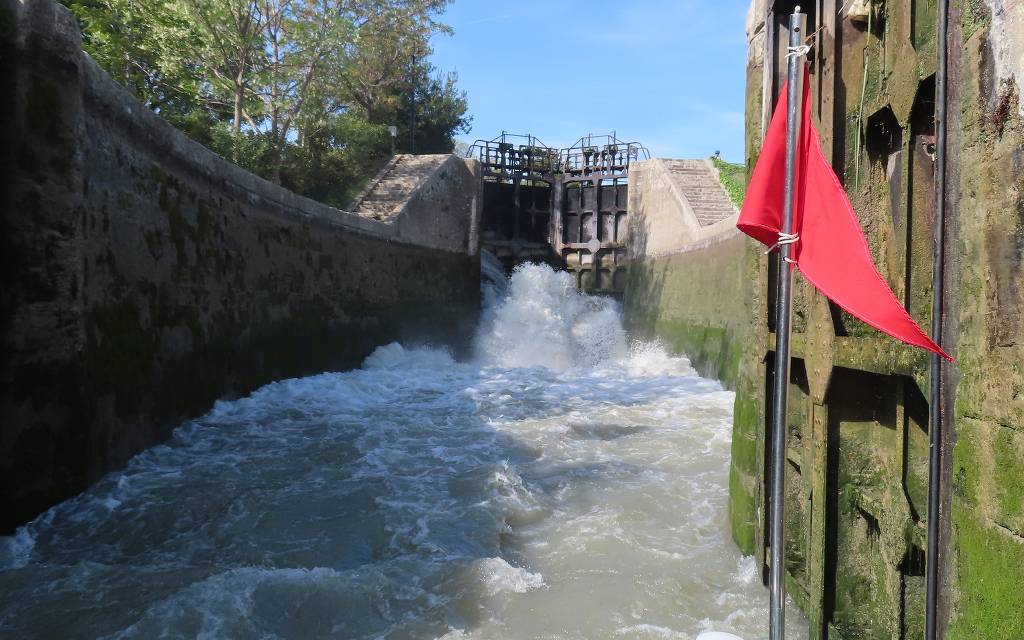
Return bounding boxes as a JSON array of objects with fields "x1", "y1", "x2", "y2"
[
  {"x1": 559, "y1": 132, "x2": 650, "y2": 178},
  {"x1": 466, "y1": 131, "x2": 650, "y2": 182}
]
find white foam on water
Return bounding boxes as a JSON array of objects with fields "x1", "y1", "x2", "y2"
[
  {"x1": 0, "y1": 262, "x2": 807, "y2": 640},
  {"x1": 0, "y1": 527, "x2": 35, "y2": 570},
  {"x1": 476, "y1": 263, "x2": 627, "y2": 369},
  {"x1": 623, "y1": 340, "x2": 697, "y2": 378},
  {"x1": 615, "y1": 623, "x2": 691, "y2": 638},
  {"x1": 735, "y1": 555, "x2": 761, "y2": 585},
  {"x1": 473, "y1": 557, "x2": 545, "y2": 596},
  {"x1": 363, "y1": 341, "x2": 457, "y2": 370}
]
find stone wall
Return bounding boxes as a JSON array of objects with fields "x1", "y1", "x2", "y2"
[
  {"x1": 945, "y1": 2, "x2": 1024, "y2": 637},
  {"x1": 624, "y1": 232, "x2": 756, "y2": 388},
  {"x1": 0, "y1": 0, "x2": 481, "y2": 533},
  {"x1": 623, "y1": 156, "x2": 749, "y2": 386},
  {"x1": 736, "y1": 2, "x2": 1024, "y2": 639}
]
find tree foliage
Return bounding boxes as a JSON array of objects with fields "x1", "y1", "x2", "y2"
[{"x1": 60, "y1": 0, "x2": 471, "y2": 207}]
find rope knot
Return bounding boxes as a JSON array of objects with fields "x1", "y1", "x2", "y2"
[
  {"x1": 766, "y1": 232, "x2": 800, "y2": 264},
  {"x1": 786, "y1": 44, "x2": 812, "y2": 59}
]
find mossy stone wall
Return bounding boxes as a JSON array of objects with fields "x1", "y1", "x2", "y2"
[
  {"x1": 944, "y1": 2, "x2": 1024, "y2": 637},
  {"x1": 623, "y1": 232, "x2": 756, "y2": 390},
  {"x1": 0, "y1": 0, "x2": 480, "y2": 533},
  {"x1": 736, "y1": 2, "x2": 1024, "y2": 639}
]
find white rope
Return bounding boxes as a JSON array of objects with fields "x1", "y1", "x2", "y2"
[
  {"x1": 766, "y1": 232, "x2": 800, "y2": 263},
  {"x1": 786, "y1": 44, "x2": 812, "y2": 59},
  {"x1": 772, "y1": 44, "x2": 808, "y2": 265}
]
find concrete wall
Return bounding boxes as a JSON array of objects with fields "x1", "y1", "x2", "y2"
[
  {"x1": 392, "y1": 155, "x2": 482, "y2": 254},
  {"x1": 735, "y1": 2, "x2": 1024, "y2": 639},
  {"x1": 623, "y1": 157, "x2": 752, "y2": 387},
  {"x1": 0, "y1": 0, "x2": 480, "y2": 532},
  {"x1": 626, "y1": 159, "x2": 739, "y2": 258},
  {"x1": 624, "y1": 231, "x2": 757, "y2": 389}
]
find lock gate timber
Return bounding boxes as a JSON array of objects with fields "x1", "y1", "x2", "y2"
[{"x1": 469, "y1": 132, "x2": 649, "y2": 294}]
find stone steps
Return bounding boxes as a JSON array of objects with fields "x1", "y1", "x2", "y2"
[
  {"x1": 663, "y1": 158, "x2": 738, "y2": 227},
  {"x1": 349, "y1": 154, "x2": 448, "y2": 220}
]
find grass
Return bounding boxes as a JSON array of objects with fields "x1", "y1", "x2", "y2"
[{"x1": 710, "y1": 155, "x2": 747, "y2": 208}]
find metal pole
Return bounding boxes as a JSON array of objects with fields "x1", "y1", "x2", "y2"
[
  {"x1": 409, "y1": 55, "x2": 417, "y2": 154},
  {"x1": 926, "y1": 0, "x2": 949, "y2": 638},
  {"x1": 769, "y1": 8, "x2": 806, "y2": 640}
]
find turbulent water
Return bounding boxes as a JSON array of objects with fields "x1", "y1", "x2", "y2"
[{"x1": 0, "y1": 264, "x2": 806, "y2": 640}]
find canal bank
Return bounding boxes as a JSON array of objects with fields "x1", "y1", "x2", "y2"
[
  {"x1": 4, "y1": 0, "x2": 1024, "y2": 637},
  {"x1": 0, "y1": 0, "x2": 481, "y2": 533}
]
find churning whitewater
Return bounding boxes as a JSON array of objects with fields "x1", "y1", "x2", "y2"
[{"x1": 0, "y1": 264, "x2": 805, "y2": 640}]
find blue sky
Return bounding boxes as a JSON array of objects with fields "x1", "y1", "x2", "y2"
[{"x1": 429, "y1": 0, "x2": 751, "y2": 162}]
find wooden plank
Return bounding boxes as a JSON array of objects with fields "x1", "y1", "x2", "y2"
[
  {"x1": 820, "y1": 0, "x2": 837, "y2": 162},
  {"x1": 807, "y1": 402, "x2": 830, "y2": 639},
  {"x1": 832, "y1": 336, "x2": 927, "y2": 377}
]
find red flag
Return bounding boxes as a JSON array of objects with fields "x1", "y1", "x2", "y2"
[{"x1": 739, "y1": 66, "x2": 952, "y2": 361}]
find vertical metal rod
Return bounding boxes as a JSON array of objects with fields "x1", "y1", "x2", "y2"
[
  {"x1": 769, "y1": 8, "x2": 806, "y2": 640},
  {"x1": 926, "y1": 0, "x2": 949, "y2": 638},
  {"x1": 409, "y1": 55, "x2": 417, "y2": 154}
]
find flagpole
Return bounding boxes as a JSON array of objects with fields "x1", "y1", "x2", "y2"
[
  {"x1": 769, "y1": 7, "x2": 806, "y2": 640},
  {"x1": 925, "y1": 0, "x2": 950, "y2": 638}
]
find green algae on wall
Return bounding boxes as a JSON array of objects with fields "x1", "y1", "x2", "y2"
[
  {"x1": 734, "y1": 1, "x2": 1024, "y2": 638},
  {"x1": 729, "y1": 385, "x2": 761, "y2": 554},
  {"x1": 623, "y1": 233, "x2": 755, "y2": 390},
  {"x1": 948, "y1": 421, "x2": 1024, "y2": 639},
  {"x1": 944, "y1": 1, "x2": 1024, "y2": 635}
]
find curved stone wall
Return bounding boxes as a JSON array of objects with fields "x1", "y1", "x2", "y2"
[{"x1": 0, "y1": 0, "x2": 480, "y2": 532}]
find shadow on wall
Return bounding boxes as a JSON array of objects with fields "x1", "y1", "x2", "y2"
[
  {"x1": 0, "y1": 0, "x2": 481, "y2": 533},
  {"x1": 622, "y1": 209, "x2": 662, "y2": 333}
]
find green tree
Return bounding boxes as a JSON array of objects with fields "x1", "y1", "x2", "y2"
[
  {"x1": 406, "y1": 68, "x2": 471, "y2": 153},
  {"x1": 163, "y1": 0, "x2": 280, "y2": 134},
  {"x1": 61, "y1": 0, "x2": 212, "y2": 123},
  {"x1": 59, "y1": 0, "x2": 470, "y2": 205},
  {"x1": 331, "y1": 0, "x2": 448, "y2": 122}
]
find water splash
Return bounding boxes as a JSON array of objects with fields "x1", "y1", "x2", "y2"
[
  {"x1": 0, "y1": 263, "x2": 806, "y2": 640},
  {"x1": 476, "y1": 262, "x2": 627, "y2": 369},
  {"x1": 479, "y1": 249, "x2": 509, "y2": 306}
]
